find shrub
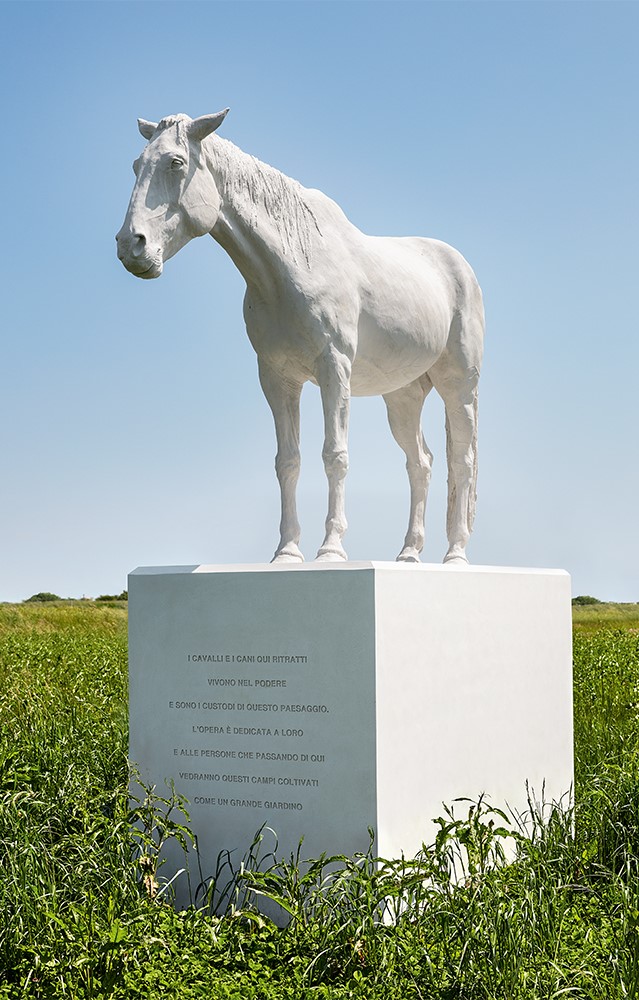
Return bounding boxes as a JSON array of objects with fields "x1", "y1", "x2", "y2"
[
  {"x1": 24, "y1": 591, "x2": 61, "y2": 603},
  {"x1": 572, "y1": 595, "x2": 602, "y2": 605}
]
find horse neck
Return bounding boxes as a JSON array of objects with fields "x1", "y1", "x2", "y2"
[{"x1": 206, "y1": 137, "x2": 320, "y2": 290}]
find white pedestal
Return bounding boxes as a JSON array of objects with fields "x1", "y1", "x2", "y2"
[{"x1": 129, "y1": 563, "x2": 573, "y2": 908}]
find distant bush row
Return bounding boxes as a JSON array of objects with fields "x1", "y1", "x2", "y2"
[{"x1": 24, "y1": 591, "x2": 128, "y2": 603}]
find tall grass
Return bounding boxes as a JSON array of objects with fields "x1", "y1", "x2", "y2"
[
  {"x1": 572, "y1": 602, "x2": 639, "y2": 632},
  {"x1": 0, "y1": 605, "x2": 131, "y2": 996},
  {"x1": 1, "y1": 605, "x2": 638, "y2": 998}
]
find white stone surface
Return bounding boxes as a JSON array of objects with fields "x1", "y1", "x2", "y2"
[
  {"x1": 129, "y1": 562, "x2": 573, "y2": 909},
  {"x1": 117, "y1": 112, "x2": 484, "y2": 565}
]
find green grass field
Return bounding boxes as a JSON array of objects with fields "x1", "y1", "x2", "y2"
[
  {"x1": 1, "y1": 601, "x2": 638, "y2": 998},
  {"x1": 572, "y1": 602, "x2": 639, "y2": 632}
]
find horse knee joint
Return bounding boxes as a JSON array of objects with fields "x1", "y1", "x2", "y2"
[
  {"x1": 275, "y1": 454, "x2": 300, "y2": 482},
  {"x1": 406, "y1": 460, "x2": 430, "y2": 488},
  {"x1": 322, "y1": 449, "x2": 348, "y2": 478}
]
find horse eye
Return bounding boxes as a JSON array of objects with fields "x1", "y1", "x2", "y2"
[{"x1": 171, "y1": 157, "x2": 185, "y2": 169}]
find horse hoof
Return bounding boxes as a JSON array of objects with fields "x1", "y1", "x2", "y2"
[
  {"x1": 315, "y1": 547, "x2": 347, "y2": 562},
  {"x1": 396, "y1": 549, "x2": 421, "y2": 564},
  {"x1": 443, "y1": 553, "x2": 469, "y2": 566},
  {"x1": 271, "y1": 545, "x2": 304, "y2": 564}
]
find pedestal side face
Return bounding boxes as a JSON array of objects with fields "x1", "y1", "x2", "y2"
[
  {"x1": 373, "y1": 566, "x2": 574, "y2": 859},
  {"x1": 129, "y1": 566, "x2": 377, "y2": 906}
]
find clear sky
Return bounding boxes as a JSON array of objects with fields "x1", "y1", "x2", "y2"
[{"x1": 1, "y1": 0, "x2": 637, "y2": 602}]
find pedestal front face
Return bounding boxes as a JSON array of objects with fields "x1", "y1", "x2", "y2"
[
  {"x1": 128, "y1": 564, "x2": 378, "y2": 906},
  {"x1": 129, "y1": 562, "x2": 573, "y2": 908}
]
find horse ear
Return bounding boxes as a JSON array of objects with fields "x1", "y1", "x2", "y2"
[
  {"x1": 138, "y1": 119, "x2": 158, "y2": 141},
  {"x1": 188, "y1": 109, "x2": 230, "y2": 143}
]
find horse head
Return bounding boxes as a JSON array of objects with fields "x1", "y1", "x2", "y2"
[{"x1": 116, "y1": 109, "x2": 229, "y2": 279}]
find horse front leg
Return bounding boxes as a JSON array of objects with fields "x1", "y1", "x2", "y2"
[
  {"x1": 315, "y1": 344, "x2": 352, "y2": 562},
  {"x1": 258, "y1": 359, "x2": 304, "y2": 563}
]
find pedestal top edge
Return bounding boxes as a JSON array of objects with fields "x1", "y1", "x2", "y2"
[{"x1": 129, "y1": 562, "x2": 570, "y2": 579}]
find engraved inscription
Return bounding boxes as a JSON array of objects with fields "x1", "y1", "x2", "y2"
[{"x1": 167, "y1": 648, "x2": 329, "y2": 811}]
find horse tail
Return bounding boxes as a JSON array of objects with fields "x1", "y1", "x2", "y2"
[
  {"x1": 445, "y1": 381, "x2": 479, "y2": 539},
  {"x1": 445, "y1": 409, "x2": 455, "y2": 540},
  {"x1": 467, "y1": 386, "x2": 479, "y2": 532}
]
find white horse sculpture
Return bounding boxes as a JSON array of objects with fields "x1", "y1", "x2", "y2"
[{"x1": 116, "y1": 109, "x2": 484, "y2": 565}]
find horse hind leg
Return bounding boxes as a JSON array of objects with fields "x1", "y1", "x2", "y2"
[
  {"x1": 430, "y1": 363, "x2": 479, "y2": 565},
  {"x1": 316, "y1": 344, "x2": 352, "y2": 562},
  {"x1": 383, "y1": 374, "x2": 434, "y2": 563}
]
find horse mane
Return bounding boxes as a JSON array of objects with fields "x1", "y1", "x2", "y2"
[{"x1": 208, "y1": 136, "x2": 322, "y2": 268}]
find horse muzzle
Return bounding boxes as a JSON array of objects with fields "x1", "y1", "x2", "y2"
[
  {"x1": 115, "y1": 229, "x2": 164, "y2": 279},
  {"x1": 122, "y1": 257, "x2": 163, "y2": 279}
]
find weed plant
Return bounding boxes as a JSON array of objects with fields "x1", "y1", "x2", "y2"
[{"x1": 0, "y1": 605, "x2": 638, "y2": 998}]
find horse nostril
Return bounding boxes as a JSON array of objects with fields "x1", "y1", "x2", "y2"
[{"x1": 131, "y1": 233, "x2": 146, "y2": 257}]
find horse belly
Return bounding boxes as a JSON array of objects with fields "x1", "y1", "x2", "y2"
[
  {"x1": 350, "y1": 240, "x2": 455, "y2": 396},
  {"x1": 351, "y1": 302, "x2": 450, "y2": 396}
]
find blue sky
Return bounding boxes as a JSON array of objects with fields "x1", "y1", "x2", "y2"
[{"x1": 0, "y1": 0, "x2": 637, "y2": 602}]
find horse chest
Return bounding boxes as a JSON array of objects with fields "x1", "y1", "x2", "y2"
[{"x1": 243, "y1": 280, "x2": 359, "y2": 363}]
